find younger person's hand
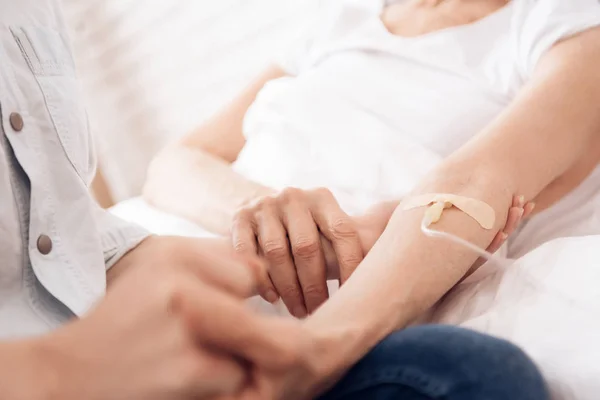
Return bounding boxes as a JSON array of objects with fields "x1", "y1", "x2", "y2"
[{"x1": 40, "y1": 237, "x2": 306, "y2": 400}]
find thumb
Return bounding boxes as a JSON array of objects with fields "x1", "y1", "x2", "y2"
[
  {"x1": 182, "y1": 237, "x2": 267, "y2": 298},
  {"x1": 175, "y1": 278, "x2": 307, "y2": 370}
]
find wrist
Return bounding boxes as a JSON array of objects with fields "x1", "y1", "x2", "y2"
[
  {"x1": 302, "y1": 316, "x2": 367, "y2": 379},
  {"x1": 353, "y1": 200, "x2": 401, "y2": 254},
  {"x1": 353, "y1": 215, "x2": 385, "y2": 255},
  {"x1": 322, "y1": 214, "x2": 388, "y2": 280}
]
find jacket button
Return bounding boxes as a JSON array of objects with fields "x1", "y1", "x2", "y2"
[
  {"x1": 9, "y1": 112, "x2": 24, "y2": 132},
  {"x1": 37, "y1": 235, "x2": 53, "y2": 255}
]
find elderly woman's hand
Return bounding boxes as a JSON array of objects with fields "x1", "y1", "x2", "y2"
[
  {"x1": 231, "y1": 188, "x2": 364, "y2": 317},
  {"x1": 471, "y1": 194, "x2": 535, "y2": 269},
  {"x1": 231, "y1": 187, "x2": 534, "y2": 318}
]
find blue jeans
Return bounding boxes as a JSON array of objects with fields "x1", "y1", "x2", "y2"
[{"x1": 319, "y1": 325, "x2": 549, "y2": 400}]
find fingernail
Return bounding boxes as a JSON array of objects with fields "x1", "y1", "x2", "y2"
[
  {"x1": 265, "y1": 290, "x2": 279, "y2": 303},
  {"x1": 500, "y1": 232, "x2": 509, "y2": 241},
  {"x1": 518, "y1": 195, "x2": 525, "y2": 207},
  {"x1": 527, "y1": 202, "x2": 536, "y2": 212},
  {"x1": 292, "y1": 306, "x2": 307, "y2": 319},
  {"x1": 517, "y1": 208, "x2": 525, "y2": 218}
]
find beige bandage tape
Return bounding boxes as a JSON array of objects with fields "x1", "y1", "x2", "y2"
[{"x1": 402, "y1": 194, "x2": 495, "y2": 230}]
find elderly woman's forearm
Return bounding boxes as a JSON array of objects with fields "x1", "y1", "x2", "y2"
[
  {"x1": 143, "y1": 145, "x2": 273, "y2": 235},
  {"x1": 304, "y1": 162, "x2": 515, "y2": 364},
  {"x1": 306, "y1": 28, "x2": 600, "y2": 368}
]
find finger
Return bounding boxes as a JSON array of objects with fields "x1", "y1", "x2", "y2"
[
  {"x1": 282, "y1": 196, "x2": 329, "y2": 314},
  {"x1": 310, "y1": 189, "x2": 363, "y2": 285},
  {"x1": 485, "y1": 230, "x2": 509, "y2": 256},
  {"x1": 523, "y1": 202, "x2": 536, "y2": 219},
  {"x1": 256, "y1": 203, "x2": 307, "y2": 318},
  {"x1": 258, "y1": 273, "x2": 280, "y2": 304},
  {"x1": 513, "y1": 194, "x2": 525, "y2": 208},
  {"x1": 205, "y1": 236, "x2": 268, "y2": 280},
  {"x1": 475, "y1": 228, "x2": 508, "y2": 269},
  {"x1": 179, "y1": 237, "x2": 258, "y2": 298},
  {"x1": 484, "y1": 206, "x2": 522, "y2": 255},
  {"x1": 502, "y1": 206, "x2": 525, "y2": 237},
  {"x1": 254, "y1": 240, "x2": 280, "y2": 303},
  {"x1": 174, "y1": 279, "x2": 307, "y2": 370},
  {"x1": 232, "y1": 209, "x2": 259, "y2": 263},
  {"x1": 512, "y1": 195, "x2": 519, "y2": 208},
  {"x1": 232, "y1": 211, "x2": 276, "y2": 300}
]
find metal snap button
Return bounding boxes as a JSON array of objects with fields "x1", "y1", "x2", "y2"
[
  {"x1": 9, "y1": 112, "x2": 24, "y2": 132},
  {"x1": 37, "y1": 235, "x2": 53, "y2": 255}
]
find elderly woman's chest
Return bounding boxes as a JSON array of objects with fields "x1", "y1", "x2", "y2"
[
  {"x1": 307, "y1": 47, "x2": 514, "y2": 157},
  {"x1": 382, "y1": 0, "x2": 510, "y2": 37}
]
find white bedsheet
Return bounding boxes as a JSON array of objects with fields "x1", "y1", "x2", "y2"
[
  {"x1": 431, "y1": 235, "x2": 600, "y2": 400},
  {"x1": 111, "y1": 197, "x2": 600, "y2": 400}
]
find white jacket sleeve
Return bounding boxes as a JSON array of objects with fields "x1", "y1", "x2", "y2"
[{"x1": 94, "y1": 204, "x2": 150, "y2": 270}]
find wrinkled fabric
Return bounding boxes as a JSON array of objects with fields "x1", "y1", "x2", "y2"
[
  {"x1": 0, "y1": 0, "x2": 148, "y2": 338},
  {"x1": 235, "y1": 0, "x2": 600, "y2": 215}
]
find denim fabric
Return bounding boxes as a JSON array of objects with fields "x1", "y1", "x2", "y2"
[
  {"x1": 320, "y1": 325, "x2": 549, "y2": 400},
  {"x1": 0, "y1": 0, "x2": 149, "y2": 338}
]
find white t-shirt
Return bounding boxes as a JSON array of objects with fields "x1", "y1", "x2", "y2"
[{"x1": 233, "y1": 0, "x2": 600, "y2": 248}]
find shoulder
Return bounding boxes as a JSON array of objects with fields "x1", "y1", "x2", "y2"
[
  {"x1": 512, "y1": 0, "x2": 600, "y2": 81},
  {"x1": 514, "y1": 0, "x2": 600, "y2": 27}
]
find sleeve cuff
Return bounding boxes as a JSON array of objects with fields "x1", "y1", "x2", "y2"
[{"x1": 96, "y1": 208, "x2": 151, "y2": 270}]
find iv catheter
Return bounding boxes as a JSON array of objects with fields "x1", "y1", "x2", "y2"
[{"x1": 403, "y1": 195, "x2": 515, "y2": 269}]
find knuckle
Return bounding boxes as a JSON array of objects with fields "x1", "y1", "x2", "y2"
[
  {"x1": 231, "y1": 208, "x2": 251, "y2": 225},
  {"x1": 262, "y1": 240, "x2": 289, "y2": 262},
  {"x1": 159, "y1": 277, "x2": 185, "y2": 307},
  {"x1": 279, "y1": 285, "x2": 302, "y2": 301},
  {"x1": 328, "y1": 217, "x2": 356, "y2": 239},
  {"x1": 232, "y1": 239, "x2": 251, "y2": 254},
  {"x1": 162, "y1": 278, "x2": 209, "y2": 325},
  {"x1": 312, "y1": 187, "x2": 332, "y2": 197},
  {"x1": 256, "y1": 276, "x2": 275, "y2": 292},
  {"x1": 281, "y1": 187, "x2": 302, "y2": 200},
  {"x1": 293, "y1": 237, "x2": 320, "y2": 259},
  {"x1": 257, "y1": 195, "x2": 276, "y2": 210},
  {"x1": 302, "y1": 282, "x2": 327, "y2": 298},
  {"x1": 339, "y1": 254, "x2": 363, "y2": 270},
  {"x1": 232, "y1": 235, "x2": 253, "y2": 254},
  {"x1": 243, "y1": 197, "x2": 270, "y2": 213}
]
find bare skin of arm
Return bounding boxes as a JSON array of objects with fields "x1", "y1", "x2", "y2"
[
  {"x1": 302, "y1": 27, "x2": 600, "y2": 376},
  {"x1": 143, "y1": 66, "x2": 287, "y2": 235}
]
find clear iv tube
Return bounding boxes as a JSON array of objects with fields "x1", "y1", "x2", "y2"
[{"x1": 420, "y1": 218, "x2": 514, "y2": 269}]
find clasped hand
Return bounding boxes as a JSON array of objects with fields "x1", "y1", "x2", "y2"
[
  {"x1": 45, "y1": 237, "x2": 328, "y2": 400},
  {"x1": 231, "y1": 188, "x2": 533, "y2": 318}
]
